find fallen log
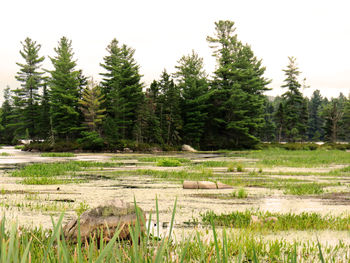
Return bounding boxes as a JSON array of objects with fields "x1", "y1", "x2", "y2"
[{"x1": 183, "y1": 180, "x2": 232, "y2": 189}]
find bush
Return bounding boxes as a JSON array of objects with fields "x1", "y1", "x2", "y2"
[
  {"x1": 156, "y1": 158, "x2": 182, "y2": 167},
  {"x1": 77, "y1": 131, "x2": 104, "y2": 151}
]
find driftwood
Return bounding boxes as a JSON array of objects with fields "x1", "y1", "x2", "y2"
[
  {"x1": 183, "y1": 180, "x2": 232, "y2": 189},
  {"x1": 63, "y1": 199, "x2": 145, "y2": 243}
]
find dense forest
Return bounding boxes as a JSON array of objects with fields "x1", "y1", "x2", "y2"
[{"x1": 1, "y1": 20, "x2": 349, "y2": 151}]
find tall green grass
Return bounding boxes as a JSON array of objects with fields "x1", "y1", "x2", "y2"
[
  {"x1": 0, "y1": 201, "x2": 339, "y2": 262},
  {"x1": 238, "y1": 148, "x2": 350, "y2": 167},
  {"x1": 201, "y1": 210, "x2": 350, "y2": 231}
]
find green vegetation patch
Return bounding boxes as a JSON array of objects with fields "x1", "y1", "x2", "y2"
[
  {"x1": 138, "y1": 156, "x2": 191, "y2": 164},
  {"x1": 40, "y1": 152, "x2": 75, "y2": 157},
  {"x1": 284, "y1": 183, "x2": 324, "y2": 195},
  {"x1": 235, "y1": 148, "x2": 350, "y2": 167},
  {"x1": 0, "y1": 152, "x2": 11, "y2": 156},
  {"x1": 201, "y1": 210, "x2": 350, "y2": 231},
  {"x1": 156, "y1": 158, "x2": 182, "y2": 167}
]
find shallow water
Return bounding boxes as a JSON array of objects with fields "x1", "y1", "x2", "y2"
[{"x1": 0, "y1": 146, "x2": 350, "y2": 247}]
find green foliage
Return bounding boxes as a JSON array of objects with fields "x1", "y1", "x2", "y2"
[
  {"x1": 308, "y1": 90, "x2": 324, "y2": 141},
  {"x1": 156, "y1": 158, "x2": 182, "y2": 167},
  {"x1": 11, "y1": 37, "x2": 45, "y2": 139},
  {"x1": 40, "y1": 152, "x2": 75, "y2": 157},
  {"x1": 321, "y1": 98, "x2": 344, "y2": 143},
  {"x1": 280, "y1": 57, "x2": 308, "y2": 142},
  {"x1": 49, "y1": 36, "x2": 83, "y2": 140},
  {"x1": 205, "y1": 20, "x2": 270, "y2": 149},
  {"x1": 79, "y1": 79, "x2": 106, "y2": 133},
  {"x1": 174, "y1": 50, "x2": 208, "y2": 148},
  {"x1": 284, "y1": 183, "x2": 324, "y2": 195},
  {"x1": 152, "y1": 71, "x2": 183, "y2": 145},
  {"x1": 201, "y1": 210, "x2": 350, "y2": 231},
  {"x1": 100, "y1": 38, "x2": 144, "y2": 142},
  {"x1": 77, "y1": 131, "x2": 104, "y2": 151}
]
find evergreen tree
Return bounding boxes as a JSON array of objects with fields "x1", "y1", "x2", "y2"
[
  {"x1": 79, "y1": 79, "x2": 106, "y2": 134},
  {"x1": 0, "y1": 87, "x2": 15, "y2": 144},
  {"x1": 13, "y1": 37, "x2": 45, "y2": 139},
  {"x1": 154, "y1": 71, "x2": 182, "y2": 145},
  {"x1": 174, "y1": 50, "x2": 208, "y2": 148},
  {"x1": 274, "y1": 102, "x2": 286, "y2": 142},
  {"x1": 49, "y1": 37, "x2": 82, "y2": 141},
  {"x1": 205, "y1": 20, "x2": 270, "y2": 148},
  {"x1": 38, "y1": 81, "x2": 51, "y2": 139},
  {"x1": 307, "y1": 90, "x2": 324, "y2": 141},
  {"x1": 259, "y1": 98, "x2": 276, "y2": 142},
  {"x1": 322, "y1": 98, "x2": 344, "y2": 143},
  {"x1": 100, "y1": 39, "x2": 144, "y2": 142},
  {"x1": 281, "y1": 57, "x2": 308, "y2": 142},
  {"x1": 342, "y1": 96, "x2": 350, "y2": 141}
]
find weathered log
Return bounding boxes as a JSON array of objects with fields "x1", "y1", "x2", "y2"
[{"x1": 183, "y1": 181, "x2": 232, "y2": 189}]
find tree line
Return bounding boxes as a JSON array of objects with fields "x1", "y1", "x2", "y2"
[{"x1": 0, "y1": 20, "x2": 349, "y2": 150}]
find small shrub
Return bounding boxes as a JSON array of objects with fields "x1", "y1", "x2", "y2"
[
  {"x1": 157, "y1": 159, "x2": 182, "y2": 167},
  {"x1": 14, "y1": 145, "x2": 25, "y2": 150},
  {"x1": 237, "y1": 188, "x2": 248, "y2": 198},
  {"x1": 77, "y1": 131, "x2": 104, "y2": 151},
  {"x1": 258, "y1": 168, "x2": 263, "y2": 173},
  {"x1": 236, "y1": 164, "x2": 244, "y2": 172}
]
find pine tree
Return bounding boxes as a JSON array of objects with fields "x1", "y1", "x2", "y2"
[
  {"x1": 307, "y1": 90, "x2": 324, "y2": 141},
  {"x1": 154, "y1": 71, "x2": 182, "y2": 145},
  {"x1": 259, "y1": 98, "x2": 276, "y2": 142},
  {"x1": 281, "y1": 57, "x2": 308, "y2": 142},
  {"x1": 100, "y1": 39, "x2": 144, "y2": 142},
  {"x1": 274, "y1": 102, "x2": 286, "y2": 143},
  {"x1": 38, "y1": 81, "x2": 51, "y2": 139},
  {"x1": 49, "y1": 37, "x2": 82, "y2": 141},
  {"x1": 0, "y1": 87, "x2": 15, "y2": 144},
  {"x1": 13, "y1": 37, "x2": 45, "y2": 139},
  {"x1": 79, "y1": 79, "x2": 106, "y2": 134},
  {"x1": 206, "y1": 20, "x2": 270, "y2": 148},
  {"x1": 174, "y1": 50, "x2": 208, "y2": 148},
  {"x1": 322, "y1": 98, "x2": 344, "y2": 143}
]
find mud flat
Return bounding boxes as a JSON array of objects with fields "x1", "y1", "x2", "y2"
[{"x1": 1, "y1": 146, "x2": 350, "y2": 250}]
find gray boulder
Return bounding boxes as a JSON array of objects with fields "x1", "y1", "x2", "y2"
[{"x1": 181, "y1": 144, "x2": 197, "y2": 152}]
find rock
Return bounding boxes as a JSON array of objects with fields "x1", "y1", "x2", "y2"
[
  {"x1": 150, "y1": 147, "x2": 162, "y2": 153},
  {"x1": 123, "y1": 148, "x2": 133, "y2": 153},
  {"x1": 63, "y1": 199, "x2": 145, "y2": 243},
  {"x1": 183, "y1": 180, "x2": 233, "y2": 189},
  {"x1": 181, "y1": 144, "x2": 197, "y2": 152}
]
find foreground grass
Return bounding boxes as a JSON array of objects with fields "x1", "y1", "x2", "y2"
[
  {"x1": 201, "y1": 210, "x2": 350, "y2": 231},
  {"x1": 0, "y1": 204, "x2": 347, "y2": 262}
]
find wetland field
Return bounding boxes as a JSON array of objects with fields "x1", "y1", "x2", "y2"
[{"x1": 1, "y1": 146, "x2": 350, "y2": 262}]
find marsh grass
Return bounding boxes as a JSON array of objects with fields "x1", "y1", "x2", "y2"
[
  {"x1": 11, "y1": 161, "x2": 123, "y2": 185},
  {"x1": 0, "y1": 201, "x2": 341, "y2": 262},
  {"x1": 284, "y1": 183, "x2": 324, "y2": 195},
  {"x1": 0, "y1": 152, "x2": 11, "y2": 156},
  {"x1": 235, "y1": 148, "x2": 350, "y2": 167},
  {"x1": 156, "y1": 158, "x2": 182, "y2": 167},
  {"x1": 201, "y1": 210, "x2": 350, "y2": 231},
  {"x1": 138, "y1": 156, "x2": 191, "y2": 164},
  {"x1": 14, "y1": 145, "x2": 25, "y2": 150},
  {"x1": 40, "y1": 152, "x2": 75, "y2": 157}
]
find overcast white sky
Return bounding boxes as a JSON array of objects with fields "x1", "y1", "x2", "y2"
[{"x1": 1, "y1": 0, "x2": 350, "y2": 100}]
